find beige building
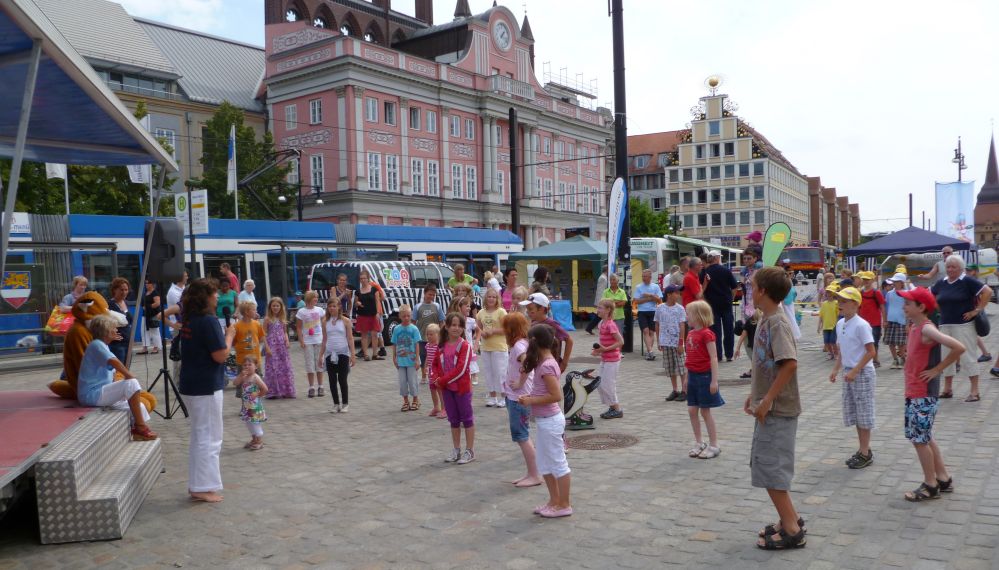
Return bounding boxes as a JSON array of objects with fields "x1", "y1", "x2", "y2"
[{"x1": 660, "y1": 92, "x2": 810, "y2": 248}]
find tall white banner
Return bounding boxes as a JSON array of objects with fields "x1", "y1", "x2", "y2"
[
  {"x1": 607, "y1": 177, "x2": 627, "y2": 274},
  {"x1": 935, "y1": 181, "x2": 975, "y2": 243},
  {"x1": 44, "y1": 163, "x2": 66, "y2": 179}
]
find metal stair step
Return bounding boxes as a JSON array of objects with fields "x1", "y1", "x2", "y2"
[{"x1": 36, "y1": 409, "x2": 129, "y2": 495}]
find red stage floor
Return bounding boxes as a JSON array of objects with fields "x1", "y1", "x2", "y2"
[{"x1": 0, "y1": 391, "x2": 94, "y2": 486}]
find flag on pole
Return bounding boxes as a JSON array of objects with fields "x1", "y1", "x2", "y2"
[
  {"x1": 606, "y1": 177, "x2": 627, "y2": 274},
  {"x1": 226, "y1": 124, "x2": 237, "y2": 195},
  {"x1": 45, "y1": 163, "x2": 66, "y2": 180},
  {"x1": 126, "y1": 164, "x2": 151, "y2": 184}
]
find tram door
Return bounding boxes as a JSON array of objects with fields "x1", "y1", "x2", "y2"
[
  {"x1": 203, "y1": 255, "x2": 246, "y2": 289},
  {"x1": 249, "y1": 255, "x2": 268, "y2": 310}
]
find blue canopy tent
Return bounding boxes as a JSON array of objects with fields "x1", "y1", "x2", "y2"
[
  {"x1": 845, "y1": 226, "x2": 977, "y2": 272},
  {"x1": 0, "y1": 0, "x2": 178, "y2": 279}
]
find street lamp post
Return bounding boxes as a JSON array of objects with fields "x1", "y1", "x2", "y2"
[{"x1": 278, "y1": 184, "x2": 323, "y2": 222}]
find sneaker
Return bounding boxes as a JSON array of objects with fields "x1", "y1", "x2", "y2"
[
  {"x1": 456, "y1": 449, "x2": 475, "y2": 464},
  {"x1": 848, "y1": 450, "x2": 874, "y2": 469},
  {"x1": 308, "y1": 388, "x2": 315, "y2": 398},
  {"x1": 676, "y1": 391, "x2": 687, "y2": 402},
  {"x1": 599, "y1": 408, "x2": 623, "y2": 419},
  {"x1": 131, "y1": 425, "x2": 158, "y2": 441},
  {"x1": 339, "y1": 404, "x2": 348, "y2": 413},
  {"x1": 444, "y1": 448, "x2": 460, "y2": 463},
  {"x1": 844, "y1": 451, "x2": 863, "y2": 466},
  {"x1": 378, "y1": 347, "x2": 387, "y2": 357},
  {"x1": 317, "y1": 386, "x2": 325, "y2": 397},
  {"x1": 495, "y1": 399, "x2": 506, "y2": 408},
  {"x1": 645, "y1": 353, "x2": 655, "y2": 361},
  {"x1": 991, "y1": 366, "x2": 999, "y2": 378},
  {"x1": 665, "y1": 391, "x2": 679, "y2": 402},
  {"x1": 978, "y1": 353, "x2": 993, "y2": 363},
  {"x1": 331, "y1": 404, "x2": 341, "y2": 413},
  {"x1": 891, "y1": 358, "x2": 900, "y2": 370},
  {"x1": 485, "y1": 397, "x2": 496, "y2": 407}
]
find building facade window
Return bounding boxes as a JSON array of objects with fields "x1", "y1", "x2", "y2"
[
  {"x1": 669, "y1": 192, "x2": 680, "y2": 205},
  {"x1": 739, "y1": 163, "x2": 749, "y2": 177},
  {"x1": 310, "y1": 154, "x2": 324, "y2": 191},
  {"x1": 697, "y1": 190, "x2": 707, "y2": 204},
  {"x1": 725, "y1": 212, "x2": 735, "y2": 226},
  {"x1": 365, "y1": 97, "x2": 378, "y2": 122},
  {"x1": 568, "y1": 183, "x2": 576, "y2": 211},
  {"x1": 697, "y1": 167, "x2": 706, "y2": 181},
  {"x1": 309, "y1": 99, "x2": 322, "y2": 124},
  {"x1": 709, "y1": 121, "x2": 720, "y2": 136},
  {"x1": 385, "y1": 155, "x2": 399, "y2": 192},
  {"x1": 634, "y1": 155, "x2": 648, "y2": 169},
  {"x1": 754, "y1": 185, "x2": 765, "y2": 200},
  {"x1": 426, "y1": 111, "x2": 437, "y2": 133},
  {"x1": 696, "y1": 145, "x2": 704, "y2": 159},
  {"x1": 755, "y1": 210, "x2": 765, "y2": 224},
  {"x1": 558, "y1": 182, "x2": 566, "y2": 210},
  {"x1": 411, "y1": 159, "x2": 423, "y2": 195},
  {"x1": 495, "y1": 125, "x2": 502, "y2": 146},
  {"x1": 711, "y1": 189, "x2": 720, "y2": 203},
  {"x1": 725, "y1": 187, "x2": 735, "y2": 201},
  {"x1": 496, "y1": 170, "x2": 505, "y2": 198},
  {"x1": 669, "y1": 169, "x2": 679, "y2": 182},
  {"x1": 285, "y1": 104, "x2": 298, "y2": 130},
  {"x1": 683, "y1": 214, "x2": 693, "y2": 229},
  {"x1": 543, "y1": 137, "x2": 551, "y2": 155},
  {"x1": 683, "y1": 191, "x2": 693, "y2": 204},
  {"x1": 724, "y1": 164, "x2": 734, "y2": 178},
  {"x1": 682, "y1": 168, "x2": 693, "y2": 182},
  {"x1": 712, "y1": 213, "x2": 721, "y2": 227},
  {"x1": 555, "y1": 141, "x2": 564, "y2": 160},
  {"x1": 286, "y1": 157, "x2": 299, "y2": 184},
  {"x1": 409, "y1": 106, "x2": 421, "y2": 130},
  {"x1": 427, "y1": 160, "x2": 440, "y2": 196},
  {"x1": 754, "y1": 162, "x2": 765, "y2": 176},
  {"x1": 724, "y1": 142, "x2": 735, "y2": 156},
  {"x1": 544, "y1": 179, "x2": 553, "y2": 209},
  {"x1": 466, "y1": 166, "x2": 477, "y2": 200},
  {"x1": 465, "y1": 118, "x2": 475, "y2": 140},
  {"x1": 591, "y1": 188, "x2": 599, "y2": 214},
  {"x1": 739, "y1": 186, "x2": 750, "y2": 200},
  {"x1": 533, "y1": 134, "x2": 540, "y2": 152},
  {"x1": 710, "y1": 166, "x2": 720, "y2": 179},
  {"x1": 451, "y1": 164, "x2": 462, "y2": 198},
  {"x1": 384, "y1": 102, "x2": 396, "y2": 126},
  {"x1": 366, "y1": 153, "x2": 381, "y2": 191},
  {"x1": 698, "y1": 214, "x2": 707, "y2": 227},
  {"x1": 740, "y1": 211, "x2": 750, "y2": 225},
  {"x1": 567, "y1": 144, "x2": 575, "y2": 161},
  {"x1": 710, "y1": 143, "x2": 720, "y2": 158},
  {"x1": 450, "y1": 116, "x2": 460, "y2": 137},
  {"x1": 154, "y1": 128, "x2": 176, "y2": 159},
  {"x1": 652, "y1": 197, "x2": 663, "y2": 211}
]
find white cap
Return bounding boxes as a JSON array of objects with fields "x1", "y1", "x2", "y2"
[
  {"x1": 886, "y1": 272, "x2": 907, "y2": 283},
  {"x1": 519, "y1": 292, "x2": 550, "y2": 308},
  {"x1": 707, "y1": 250, "x2": 722, "y2": 258}
]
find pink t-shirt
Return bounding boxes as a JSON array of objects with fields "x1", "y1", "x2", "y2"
[
  {"x1": 501, "y1": 288, "x2": 513, "y2": 311},
  {"x1": 529, "y1": 356, "x2": 562, "y2": 418},
  {"x1": 502, "y1": 338, "x2": 532, "y2": 399},
  {"x1": 598, "y1": 319, "x2": 622, "y2": 362}
]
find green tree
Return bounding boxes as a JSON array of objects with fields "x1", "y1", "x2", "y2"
[
  {"x1": 200, "y1": 101, "x2": 291, "y2": 220},
  {"x1": 629, "y1": 198, "x2": 676, "y2": 237},
  {"x1": 0, "y1": 100, "x2": 177, "y2": 216}
]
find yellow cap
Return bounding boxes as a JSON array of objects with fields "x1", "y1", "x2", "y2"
[
  {"x1": 857, "y1": 271, "x2": 876, "y2": 281},
  {"x1": 894, "y1": 263, "x2": 908, "y2": 275},
  {"x1": 835, "y1": 287, "x2": 862, "y2": 303},
  {"x1": 825, "y1": 283, "x2": 841, "y2": 292}
]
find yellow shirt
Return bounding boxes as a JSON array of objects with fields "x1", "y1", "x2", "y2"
[
  {"x1": 819, "y1": 300, "x2": 840, "y2": 331},
  {"x1": 477, "y1": 308, "x2": 508, "y2": 352},
  {"x1": 233, "y1": 319, "x2": 265, "y2": 365}
]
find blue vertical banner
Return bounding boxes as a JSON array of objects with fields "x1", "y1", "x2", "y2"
[
  {"x1": 606, "y1": 177, "x2": 627, "y2": 274},
  {"x1": 935, "y1": 181, "x2": 975, "y2": 243}
]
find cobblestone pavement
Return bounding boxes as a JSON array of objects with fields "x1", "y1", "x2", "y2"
[{"x1": 1, "y1": 314, "x2": 998, "y2": 569}]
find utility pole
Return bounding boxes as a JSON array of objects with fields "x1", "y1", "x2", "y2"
[
  {"x1": 509, "y1": 108, "x2": 520, "y2": 238},
  {"x1": 611, "y1": 0, "x2": 632, "y2": 352}
]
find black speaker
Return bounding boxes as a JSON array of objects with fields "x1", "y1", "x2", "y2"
[{"x1": 144, "y1": 219, "x2": 185, "y2": 283}]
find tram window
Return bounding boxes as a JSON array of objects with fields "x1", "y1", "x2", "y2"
[
  {"x1": 437, "y1": 265, "x2": 455, "y2": 283},
  {"x1": 83, "y1": 253, "x2": 140, "y2": 302}
]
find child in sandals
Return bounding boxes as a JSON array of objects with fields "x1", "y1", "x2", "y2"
[
  {"x1": 898, "y1": 288, "x2": 963, "y2": 502},
  {"x1": 683, "y1": 301, "x2": 723, "y2": 459}
]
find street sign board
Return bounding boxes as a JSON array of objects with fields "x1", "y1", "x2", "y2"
[{"x1": 175, "y1": 189, "x2": 209, "y2": 235}]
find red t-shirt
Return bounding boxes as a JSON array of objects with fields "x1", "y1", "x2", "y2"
[
  {"x1": 685, "y1": 327, "x2": 716, "y2": 373},
  {"x1": 682, "y1": 271, "x2": 701, "y2": 306},
  {"x1": 859, "y1": 289, "x2": 884, "y2": 326}
]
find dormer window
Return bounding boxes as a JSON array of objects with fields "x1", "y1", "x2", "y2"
[{"x1": 634, "y1": 156, "x2": 648, "y2": 169}]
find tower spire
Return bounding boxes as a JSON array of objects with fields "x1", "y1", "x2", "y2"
[
  {"x1": 976, "y1": 135, "x2": 999, "y2": 204},
  {"x1": 454, "y1": 0, "x2": 471, "y2": 19}
]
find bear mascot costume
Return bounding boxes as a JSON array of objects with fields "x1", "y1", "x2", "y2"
[{"x1": 48, "y1": 291, "x2": 157, "y2": 414}]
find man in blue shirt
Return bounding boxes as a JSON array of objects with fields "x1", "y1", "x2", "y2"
[{"x1": 634, "y1": 269, "x2": 663, "y2": 360}]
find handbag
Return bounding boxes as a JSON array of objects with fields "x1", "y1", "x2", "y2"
[
  {"x1": 44, "y1": 307, "x2": 74, "y2": 336},
  {"x1": 975, "y1": 311, "x2": 990, "y2": 337},
  {"x1": 169, "y1": 336, "x2": 182, "y2": 361}
]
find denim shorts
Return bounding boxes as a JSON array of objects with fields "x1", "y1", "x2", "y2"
[
  {"x1": 685, "y1": 371, "x2": 725, "y2": 408},
  {"x1": 823, "y1": 329, "x2": 837, "y2": 344},
  {"x1": 506, "y1": 397, "x2": 531, "y2": 442}
]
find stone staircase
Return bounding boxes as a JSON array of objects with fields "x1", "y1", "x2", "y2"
[{"x1": 34, "y1": 409, "x2": 162, "y2": 544}]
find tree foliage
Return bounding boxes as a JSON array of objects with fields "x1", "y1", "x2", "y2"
[
  {"x1": 199, "y1": 101, "x2": 292, "y2": 220},
  {"x1": 629, "y1": 198, "x2": 676, "y2": 238}
]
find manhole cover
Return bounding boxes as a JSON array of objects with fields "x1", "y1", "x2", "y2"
[
  {"x1": 567, "y1": 433, "x2": 639, "y2": 450},
  {"x1": 718, "y1": 378, "x2": 751, "y2": 386}
]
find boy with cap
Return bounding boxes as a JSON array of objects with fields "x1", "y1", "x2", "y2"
[
  {"x1": 897, "y1": 287, "x2": 963, "y2": 501},
  {"x1": 883, "y1": 273, "x2": 910, "y2": 369},
  {"x1": 656, "y1": 284, "x2": 687, "y2": 402},
  {"x1": 817, "y1": 283, "x2": 841, "y2": 360},
  {"x1": 520, "y1": 292, "x2": 573, "y2": 373},
  {"x1": 857, "y1": 271, "x2": 885, "y2": 368},
  {"x1": 829, "y1": 286, "x2": 877, "y2": 469}
]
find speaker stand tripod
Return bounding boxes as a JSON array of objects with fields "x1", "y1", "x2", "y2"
[{"x1": 147, "y1": 281, "x2": 188, "y2": 419}]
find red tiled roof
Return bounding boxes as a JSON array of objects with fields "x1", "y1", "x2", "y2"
[{"x1": 627, "y1": 130, "x2": 684, "y2": 174}]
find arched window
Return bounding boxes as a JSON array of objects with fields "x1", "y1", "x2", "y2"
[
  {"x1": 313, "y1": 17, "x2": 328, "y2": 28},
  {"x1": 285, "y1": 8, "x2": 300, "y2": 22},
  {"x1": 340, "y1": 24, "x2": 353, "y2": 36},
  {"x1": 363, "y1": 31, "x2": 375, "y2": 43}
]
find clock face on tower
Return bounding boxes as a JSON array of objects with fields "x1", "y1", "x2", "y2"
[{"x1": 493, "y1": 21, "x2": 512, "y2": 50}]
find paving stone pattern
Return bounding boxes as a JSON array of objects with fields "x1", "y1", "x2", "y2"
[{"x1": 1, "y1": 313, "x2": 998, "y2": 568}]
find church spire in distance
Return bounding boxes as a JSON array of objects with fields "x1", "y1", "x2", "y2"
[{"x1": 978, "y1": 135, "x2": 999, "y2": 204}]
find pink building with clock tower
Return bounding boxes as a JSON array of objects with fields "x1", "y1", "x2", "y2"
[{"x1": 263, "y1": 0, "x2": 613, "y2": 247}]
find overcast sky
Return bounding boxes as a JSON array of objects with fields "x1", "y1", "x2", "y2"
[{"x1": 119, "y1": 0, "x2": 999, "y2": 234}]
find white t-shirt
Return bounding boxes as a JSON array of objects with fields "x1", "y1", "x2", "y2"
[
  {"x1": 835, "y1": 315, "x2": 875, "y2": 371},
  {"x1": 487, "y1": 277, "x2": 502, "y2": 293},
  {"x1": 295, "y1": 306, "x2": 325, "y2": 345},
  {"x1": 166, "y1": 283, "x2": 184, "y2": 324}
]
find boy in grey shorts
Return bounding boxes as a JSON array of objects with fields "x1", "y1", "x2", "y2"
[{"x1": 745, "y1": 266, "x2": 805, "y2": 550}]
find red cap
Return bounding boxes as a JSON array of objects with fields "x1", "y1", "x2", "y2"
[{"x1": 897, "y1": 287, "x2": 936, "y2": 312}]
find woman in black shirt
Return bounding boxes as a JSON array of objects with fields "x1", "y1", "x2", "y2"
[{"x1": 179, "y1": 279, "x2": 231, "y2": 503}]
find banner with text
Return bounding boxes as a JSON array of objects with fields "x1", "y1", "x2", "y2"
[
  {"x1": 607, "y1": 178, "x2": 627, "y2": 275},
  {"x1": 935, "y1": 181, "x2": 975, "y2": 243},
  {"x1": 175, "y1": 189, "x2": 209, "y2": 235}
]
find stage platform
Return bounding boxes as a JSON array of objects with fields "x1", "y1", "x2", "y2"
[{"x1": 0, "y1": 391, "x2": 95, "y2": 514}]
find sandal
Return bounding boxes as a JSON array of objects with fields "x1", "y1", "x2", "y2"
[
  {"x1": 937, "y1": 477, "x2": 954, "y2": 493},
  {"x1": 411, "y1": 400, "x2": 421, "y2": 410},
  {"x1": 248, "y1": 442, "x2": 263, "y2": 451},
  {"x1": 904, "y1": 482, "x2": 940, "y2": 502},
  {"x1": 965, "y1": 394, "x2": 981, "y2": 402},
  {"x1": 757, "y1": 528, "x2": 807, "y2": 550},
  {"x1": 940, "y1": 391, "x2": 953, "y2": 399},
  {"x1": 759, "y1": 517, "x2": 806, "y2": 537},
  {"x1": 401, "y1": 402, "x2": 411, "y2": 412},
  {"x1": 739, "y1": 372, "x2": 752, "y2": 379},
  {"x1": 698, "y1": 446, "x2": 721, "y2": 459},
  {"x1": 688, "y1": 442, "x2": 707, "y2": 458}
]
